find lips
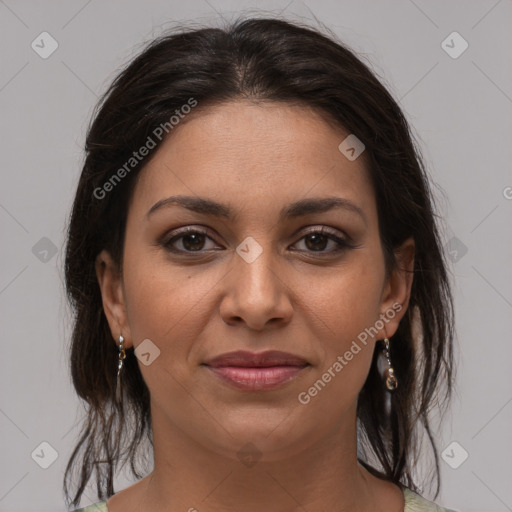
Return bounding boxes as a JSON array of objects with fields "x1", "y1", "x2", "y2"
[
  {"x1": 203, "y1": 350, "x2": 309, "y2": 391},
  {"x1": 204, "y1": 350, "x2": 308, "y2": 368}
]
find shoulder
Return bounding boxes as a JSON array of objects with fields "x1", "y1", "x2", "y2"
[
  {"x1": 403, "y1": 487, "x2": 457, "y2": 512},
  {"x1": 71, "y1": 501, "x2": 108, "y2": 512},
  {"x1": 71, "y1": 489, "x2": 457, "y2": 512}
]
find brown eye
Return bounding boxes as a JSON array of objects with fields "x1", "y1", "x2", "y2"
[
  {"x1": 180, "y1": 233, "x2": 206, "y2": 251},
  {"x1": 292, "y1": 228, "x2": 352, "y2": 254},
  {"x1": 162, "y1": 228, "x2": 218, "y2": 253},
  {"x1": 304, "y1": 233, "x2": 330, "y2": 251}
]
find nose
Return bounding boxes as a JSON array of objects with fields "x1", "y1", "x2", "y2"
[{"x1": 219, "y1": 243, "x2": 294, "y2": 331}]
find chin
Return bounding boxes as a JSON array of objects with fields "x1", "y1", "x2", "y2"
[{"x1": 205, "y1": 415, "x2": 319, "y2": 463}]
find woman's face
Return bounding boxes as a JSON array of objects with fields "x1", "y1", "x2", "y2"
[{"x1": 97, "y1": 100, "x2": 414, "y2": 461}]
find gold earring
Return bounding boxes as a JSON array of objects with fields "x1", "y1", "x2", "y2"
[
  {"x1": 382, "y1": 337, "x2": 398, "y2": 391},
  {"x1": 115, "y1": 335, "x2": 126, "y2": 403}
]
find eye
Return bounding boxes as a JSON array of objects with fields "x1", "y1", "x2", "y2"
[
  {"x1": 291, "y1": 227, "x2": 352, "y2": 254},
  {"x1": 161, "y1": 226, "x2": 353, "y2": 255},
  {"x1": 162, "y1": 227, "x2": 219, "y2": 253}
]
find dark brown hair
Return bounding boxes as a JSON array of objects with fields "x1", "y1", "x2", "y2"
[{"x1": 63, "y1": 16, "x2": 454, "y2": 508}]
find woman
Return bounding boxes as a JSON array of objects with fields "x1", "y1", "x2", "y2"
[{"x1": 64, "y1": 16, "x2": 456, "y2": 512}]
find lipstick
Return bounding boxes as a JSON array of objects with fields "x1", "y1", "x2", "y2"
[{"x1": 203, "y1": 350, "x2": 309, "y2": 391}]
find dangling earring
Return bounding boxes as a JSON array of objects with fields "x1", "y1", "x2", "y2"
[
  {"x1": 116, "y1": 334, "x2": 126, "y2": 403},
  {"x1": 382, "y1": 337, "x2": 398, "y2": 391}
]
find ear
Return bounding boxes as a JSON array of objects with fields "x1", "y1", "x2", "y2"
[
  {"x1": 95, "y1": 249, "x2": 133, "y2": 349},
  {"x1": 377, "y1": 237, "x2": 415, "y2": 339}
]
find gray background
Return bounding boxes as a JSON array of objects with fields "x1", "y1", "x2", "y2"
[{"x1": 1, "y1": 1, "x2": 511, "y2": 511}]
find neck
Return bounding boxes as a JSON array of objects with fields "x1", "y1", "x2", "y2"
[{"x1": 140, "y1": 403, "x2": 391, "y2": 512}]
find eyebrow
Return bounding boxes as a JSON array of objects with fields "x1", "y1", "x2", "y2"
[{"x1": 146, "y1": 195, "x2": 367, "y2": 225}]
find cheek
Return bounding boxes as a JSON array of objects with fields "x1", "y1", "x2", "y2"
[
  {"x1": 121, "y1": 245, "x2": 228, "y2": 386},
  {"x1": 121, "y1": 252, "x2": 209, "y2": 404},
  {"x1": 122, "y1": 246, "x2": 208, "y2": 338},
  {"x1": 304, "y1": 255, "x2": 384, "y2": 388},
  {"x1": 313, "y1": 257, "x2": 384, "y2": 341}
]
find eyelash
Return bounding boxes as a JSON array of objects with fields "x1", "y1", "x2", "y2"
[{"x1": 161, "y1": 226, "x2": 354, "y2": 256}]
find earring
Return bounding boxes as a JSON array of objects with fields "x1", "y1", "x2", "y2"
[
  {"x1": 115, "y1": 335, "x2": 126, "y2": 403},
  {"x1": 382, "y1": 337, "x2": 398, "y2": 391}
]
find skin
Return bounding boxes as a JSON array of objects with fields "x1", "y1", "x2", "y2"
[{"x1": 96, "y1": 100, "x2": 415, "y2": 512}]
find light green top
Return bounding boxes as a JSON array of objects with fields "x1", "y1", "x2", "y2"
[{"x1": 73, "y1": 487, "x2": 456, "y2": 511}]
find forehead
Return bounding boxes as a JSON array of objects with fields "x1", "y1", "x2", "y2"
[{"x1": 131, "y1": 100, "x2": 375, "y2": 220}]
